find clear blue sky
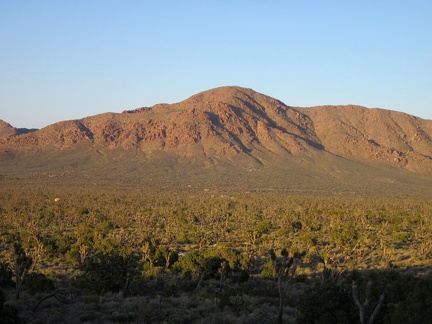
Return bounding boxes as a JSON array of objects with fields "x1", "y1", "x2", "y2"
[{"x1": 1, "y1": 1, "x2": 431, "y2": 128}]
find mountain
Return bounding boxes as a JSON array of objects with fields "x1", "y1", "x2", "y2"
[
  {"x1": 299, "y1": 105, "x2": 432, "y2": 172},
  {"x1": 0, "y1": 120, "x2": 37, "y2": 139},
  {"x1": 1, "y1": 86, "x2": 432, "y2": 196}
]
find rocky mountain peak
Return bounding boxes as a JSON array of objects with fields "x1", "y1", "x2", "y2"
[{"x1": 1, "y1": 87, "x2": 432, "y2": 174}]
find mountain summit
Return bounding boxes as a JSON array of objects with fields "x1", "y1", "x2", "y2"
[{"x1": 1, "y1": 86, "x2": 432, "y2": 195}]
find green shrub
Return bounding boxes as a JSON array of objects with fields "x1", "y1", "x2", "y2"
[
  {"x1": 392, "y1": 232, "x2": 411, "y2": 243},
  {"x1": 256, "y1": 220, "x2": 271, "y2": 234},
  {"x1": 260, "y1": 259, "x2": 276, "y2": 279},
  {"x1": 330, "y1": 223, "x2": 359, "y2": 250},
  {"x1": 176, "y1": 250, "x2": 225, "y2": 280},
  {"x1": 80, "y1": 251, "x2": 139, "y2": 294}
]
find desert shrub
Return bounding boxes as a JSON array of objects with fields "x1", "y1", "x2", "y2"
[
  {"x1": 297, "y1": 281, "x2": 355, "y2": 323},
  {"x1": 49, "y1": 232, "x2": 74, "y2": 255},
  {"x1": 293, "y1": 231, "x2": 318, "y2": 251},
  {"x1": 153, "y1": 245, "x2": 178, "y2": 269},
  {"x1": 260, "y1": 259, "x2": 276, "y2": 279},
  {"x1": 388, "y1": 279, "x2": 432, "y2": 323},
  {"x1": 201, "y1": 256, "x2": 225, "y2": 280},
  {"x1": 205, "y1": 247, "x2": 250, "y2": 282},
  {"x1": 363, "y1": 271, "x2": 432, "y2": 323},
  {"x1": 106, "y1": 312, "x2": 137, "y2": 323},
  {"x1": 0, "y1": 262, "x2": 13, "y2": 287},
  {"x1": 219, "y1": 289, "x2": 252, "y2": 315},
  {"x1": 275, "y1": 228, "x2": 289, "y2": 237},
  {"x1": 230, "y1": 269, "x2": 250, "y2": 283},
  {"x1": 256, "y1": 220, "x2": 271, "y2": 234},
  {"x1": 80, "y1": 251, "x2": 139, "y2": 294},
  {"x1": 25, "y1": 272, "x2": 55, "y2": 295},
  {"x1": 228, "y1": 293, "x2": 252, "y2": 316},
  {"x1": 80, "y1": 312, "x2": 100, "y2": 322},
  {"x1": 136, "y1": 298, "x2": 167, "y2": 322},
  {"x1": 206, "y1": 248, "x2": 238, "y2": 268},
  {"x1": 246, "y1": 304, "x2": 278, "y2": 323},
  {"x1": 392, "y1": 232, "x2": 411, "y2": 244},
  {"x1": 330, "y1": 223, "x2": 359, "y2": 250},
  {"x1": 175, "y1": 250, "x2": 224, "y2": 280},
  {"x1": 176, "y1": 231, "x2": 190, "y2": 244},
  {"x1": 127, "y1": 277, "x2": 148, "y2": 296},
  {"x1": 82, "y1": 294, "x2": 100, "y2": 304},
  {"x1": 299, "y1": 270, "x2": 432, "y2": 324},
  {"x1": 0, "y1": 290, "x2": 19, "y2": 324},
  {"x1": 218, "y1": 288, "x2": 238, "y2": 311},
  {"x1": 77, "y1": 207, "x2": 90, "y2": 215},
  {"x1": 291, "y1": 221, "x2": 303, "y2": 232}
]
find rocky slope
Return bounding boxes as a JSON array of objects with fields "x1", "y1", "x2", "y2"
[
  {"x1": 1, "y1": 86, "x2": 432, "y2": 194},
  {"x1": 300, "y1": 105, "x2": 432, "y2": 172},
  {"x1": 0, "y1": 120, "x2": 37, "y2": 139},
  {"x1": 2, "y1": 86, "x2": 432, "y2": 170}
]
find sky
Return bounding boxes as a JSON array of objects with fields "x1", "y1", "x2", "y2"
[{"x1": 1, "y1": 1, "x2": 431, "y2": 129}]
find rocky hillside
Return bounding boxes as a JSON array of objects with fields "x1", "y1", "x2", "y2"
[
  {"x1": 0, "y1": 87, "x2": 320, "y2": 163},
  {"x1": 300, "y1": 105, "x2": 432, "y2": 172},
  {"x1": 1, "y1": 86, "x2": 432, "y2": 195},
  {"x1": 1, "y1": 86, "x2": 431, "y2": 172},
  {"x1": 0, "y1": 120, "x2": 16, "y2": 139},
  {"x1": 0, "y1": 120, "x2": 36, "y2": 139}
]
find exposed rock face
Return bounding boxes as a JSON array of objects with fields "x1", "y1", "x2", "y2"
[
  {"x1": 300, "y1": 105, "x2": 432, "y2": 171},
  {"x1": 0, "y1": 120, "x2": 16, "y2": 139},
  {"x1": 0, "y1": 120, "x2": 37, "y2": 139},
  {"x1": 1, "y1": 86, "x2": 432, "y2": 172}
]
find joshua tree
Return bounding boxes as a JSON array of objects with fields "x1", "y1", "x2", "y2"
[
  {"x1": 11, "y1": 242, "x2": 32, "y2": 300},
  {"x1": 352, "y1": 280, "x2": 385, "y2": 324},
  {"x1": 270, "y1": 248, "x2": 293, "y2": 323}
]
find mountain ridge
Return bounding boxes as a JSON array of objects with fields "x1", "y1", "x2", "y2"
[
  {"x1": 1, "y1": 86, "x2": 432, "y2": 196},
  {"x1": 0, "y1": 119, "x2": 38, "y2": 138}
]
